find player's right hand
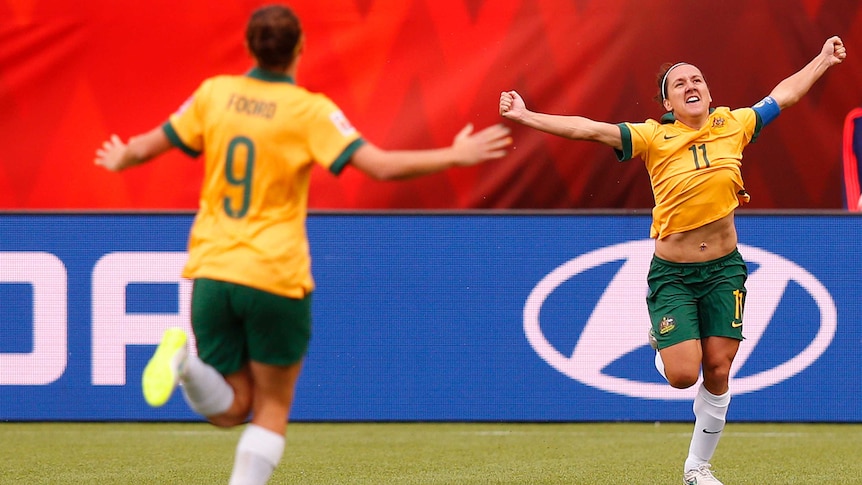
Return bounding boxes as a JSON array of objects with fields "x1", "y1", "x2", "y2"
[
  {"x1": 451, "y1": 123, "x2": 512, "y2": 166},
  {"x1": 94, "y1": 134, "x2": 129, "y2": 172},
  {"x1": 499, "y1": 90, "x2": 527, "y2": 121}
]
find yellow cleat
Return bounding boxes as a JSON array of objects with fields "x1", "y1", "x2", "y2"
[{"x1": 142, "y1": 328, "x2": 188, "y2": 407}]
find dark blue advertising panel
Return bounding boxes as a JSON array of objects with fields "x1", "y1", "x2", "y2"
[{"x1": 0, "y1": 213, "x2": 859, "y2": 422}]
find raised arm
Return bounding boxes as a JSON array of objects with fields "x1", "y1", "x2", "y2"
[
  {"x1": 349, "y1": 123, "x2": 511, "y2": 180},
  {"x1": 499, "y1": 90, "x2": 622, "y2": 150},
  {"x1": 768, "y1": 36, "x2": 846, "y2": 110}
]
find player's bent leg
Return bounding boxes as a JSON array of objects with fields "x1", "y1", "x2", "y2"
[
  {"x1": 202, "y1": 367, "x2": 254, "y2": 428},
  {"x1": 142, "y1": 327, "x2": 189, "y2": 407},
  {"x1": 648, "y1": 329, "x2": 670, "y2": 381},
  {"x1": 658, "y1": 339, "x2": 703, "y2": 389}
]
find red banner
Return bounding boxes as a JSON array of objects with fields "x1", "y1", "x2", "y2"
[{"x1": 1, "y1": 0, "x2": 860, "y2": 209}]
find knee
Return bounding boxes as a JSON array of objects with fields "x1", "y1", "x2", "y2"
[
  {"x1": 701, "y1": 363, "x2": 731, "y2": 394},
  {"x1": 206, "y1": 393, "x2": 252, "y2": 428},
  {"x1": 703, "y1": 364, "x2": 730, "y2": 383},
  {"x1": 664, "y1": 367, "x2": 700, "y2": 389},
  {"x1": 702, "y1": 353, "x2": 732, "y2": 381}
]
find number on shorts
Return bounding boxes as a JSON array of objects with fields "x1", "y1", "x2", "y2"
[{"x1": 733, "y1": 288, "x2": 744, "y2": 320}]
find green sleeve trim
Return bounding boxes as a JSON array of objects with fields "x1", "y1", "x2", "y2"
[
  {"x1": 751, "y1": 110, "x2": 763, "y2": 143},
  {"x1": 162, "y1": 122, "x2": 201, "y2": 158},
  {"x1": 330, "y1": 138, "x2": 366, "y2": 175},
  {"x1": 614, "y1": 123, "x2": 633, "y2": 161}
]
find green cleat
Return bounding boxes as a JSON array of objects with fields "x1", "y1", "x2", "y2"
[{"x1": 142, "y1": 328, "x2": 188, "y2": 407}]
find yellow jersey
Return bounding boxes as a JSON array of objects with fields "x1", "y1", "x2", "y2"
[
  {"x1": 616, "y1": 107, "x2": 762, "y2": 239},
  {"x1": 163, "y1": 68, "x2": 364, "y2": 298}
]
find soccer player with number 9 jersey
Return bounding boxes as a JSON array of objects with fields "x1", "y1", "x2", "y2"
[{"x1": 95, "y1": 4, "x2": 511, "y2": 484}]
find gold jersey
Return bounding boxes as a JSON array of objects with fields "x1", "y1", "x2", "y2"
[
  {"x1": 616, "y1": 107, "x2": 762, "y2": 239},
  {"x1": 163, "y1": 68, "x2": 364, "y2": 298}
]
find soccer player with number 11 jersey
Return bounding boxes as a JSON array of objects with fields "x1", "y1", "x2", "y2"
[{"x1": 500, "y1": 36, "x2": 845, "y2": 485}]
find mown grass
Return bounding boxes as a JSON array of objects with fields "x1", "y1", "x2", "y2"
[{"x1": 1, "y1": 422, "x2": 860, "y2": 484}]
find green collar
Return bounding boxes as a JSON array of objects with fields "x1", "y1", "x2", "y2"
[
  {"x1": 247, "y1": 67, "x2": 295, "y2": 84},
  {"x1": 660, "y1": 107, "x2": 715, "y2": 124}
]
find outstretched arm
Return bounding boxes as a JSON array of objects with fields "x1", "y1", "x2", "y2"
[
  {"x1": 349, "y1": 123, "x2": 512, "y2": 180},
  {"x1": 94, "y1": 126, "x2": 174, "y2": 172},
  {"x1": 499, "y1": 90, "x2": 622, "y2": 150},
  {"x1": 769, "y1": 36, "x2": 846, "y2": 110}
]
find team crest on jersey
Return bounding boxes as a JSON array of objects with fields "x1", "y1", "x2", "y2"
[
  {"x1": 712, "y1": 117, "x2": 726, "y2": 130},
  {"x1": 659, "y1": 316, "x2": 676, "y2": 335},
  {"x1": 330, "y1": 110, "x2": 357, "y2": 136}
]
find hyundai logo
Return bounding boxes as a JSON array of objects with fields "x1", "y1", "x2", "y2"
[{"x1": 523, "y1": 240, "x2": 837, "y2": 400}]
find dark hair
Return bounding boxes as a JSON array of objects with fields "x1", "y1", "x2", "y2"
[
  {"x1": 245, "y1": 5, "x2": 302, "y2": 72},
  {"x1": 653, "y1": 62, "x2": 676, "y2": 105}
]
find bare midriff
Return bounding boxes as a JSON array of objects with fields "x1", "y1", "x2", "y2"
[{"x1": 654, "y1": 213, "x2": 737, "y2": 263}]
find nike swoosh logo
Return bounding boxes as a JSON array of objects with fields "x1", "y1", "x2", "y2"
[
  {"x1": 663, "y1": 134, "x2": 678, "y2": 139},
  {"x1": 702, "y1": 429, "x2": 723, "y2": 434},
  {"x1": 732, "y1": 321, "x2": 743, "y2": 328}
]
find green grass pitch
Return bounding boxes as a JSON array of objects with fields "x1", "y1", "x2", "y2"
[{"x1": 2, "y1": 422, "x2": 861, "y2": 484}]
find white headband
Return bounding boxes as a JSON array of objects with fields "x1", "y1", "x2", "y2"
[{"x1": 661, "y1": 62, "x2": 689, "y2": 100}]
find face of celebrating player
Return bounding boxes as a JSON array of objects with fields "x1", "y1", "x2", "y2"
[{"x1": 662, "y1": 64, "x2": 712, "y2": 128}]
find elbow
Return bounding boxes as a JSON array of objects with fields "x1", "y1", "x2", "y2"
[
  {"x1": 562, "y1": 122, "x2": 588, "y2": 141},
  {"x1": 781, "y1": 97, "x2": 800, "y2": 111},
  {"x1": 777, "y1": 99, "x2": 797, "y2": 112},
  {"x1": 771, "y1": 94, "x2": 798, "y2": 111},
  {"x1": 769, "y1": 88, "x2": 802, "y2": 111},
  {"x1": 363, "y1": 165, "x2": 401, "y2": 181}
]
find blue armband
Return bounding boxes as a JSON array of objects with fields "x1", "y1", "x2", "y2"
[{"x1": 752, "y1": 96, "x2": 780, "y2": 127}]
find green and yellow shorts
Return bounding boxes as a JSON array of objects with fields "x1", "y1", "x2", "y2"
[
  {"x1": 190, "y1": 278, "x2": 312, "y2": 375},
  {"x1": 646, "y1": 249, "x2": 747, "y2": 350}
]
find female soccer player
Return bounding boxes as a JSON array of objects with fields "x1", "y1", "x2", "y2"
[
  {"x1": 95, "y1": 5, "x2": 510, "y2": 484},
  {"x1": 500, "y1": 37, "x2": 845, "y2": 484}
]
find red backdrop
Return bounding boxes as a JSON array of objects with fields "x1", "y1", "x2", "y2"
[{"x1": 1, "y1": 0, "x2": 860, "y2": 210}]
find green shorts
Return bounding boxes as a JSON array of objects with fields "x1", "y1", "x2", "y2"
[
  {"x1": 190, "y1": 278, "x2": 312, "y2": 375},
  {"x1": 646, "y1": 249, "x2": 747, "y2": 349}
]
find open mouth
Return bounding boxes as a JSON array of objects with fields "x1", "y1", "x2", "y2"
[{"x1": 686, "y1": 96, "x2": 700, "y2": 104}]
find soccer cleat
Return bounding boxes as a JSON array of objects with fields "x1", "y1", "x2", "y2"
[
  {"x1": 648, "y1": 328, "x2": 658, "y2": 350},
  {"x1": 683, "y1": 464, "x2": 724, "y2": 485},
  {"x1": 142, "y1": 327, "x2": 189, "y2": 407}
]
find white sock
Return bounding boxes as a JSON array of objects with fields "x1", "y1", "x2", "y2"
[
  {"x1": 685, "y1": 383, "x2": 731, "y2": 472},
  {"x1": 654, "y1": 351, "x2": 668, "y2": 381},
  {"x1": 179, "y1": 354, "x2": 234, "y2": 417},
  {"x1": 229, "y1": 424, "x2": 285, "y2": 485}
]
